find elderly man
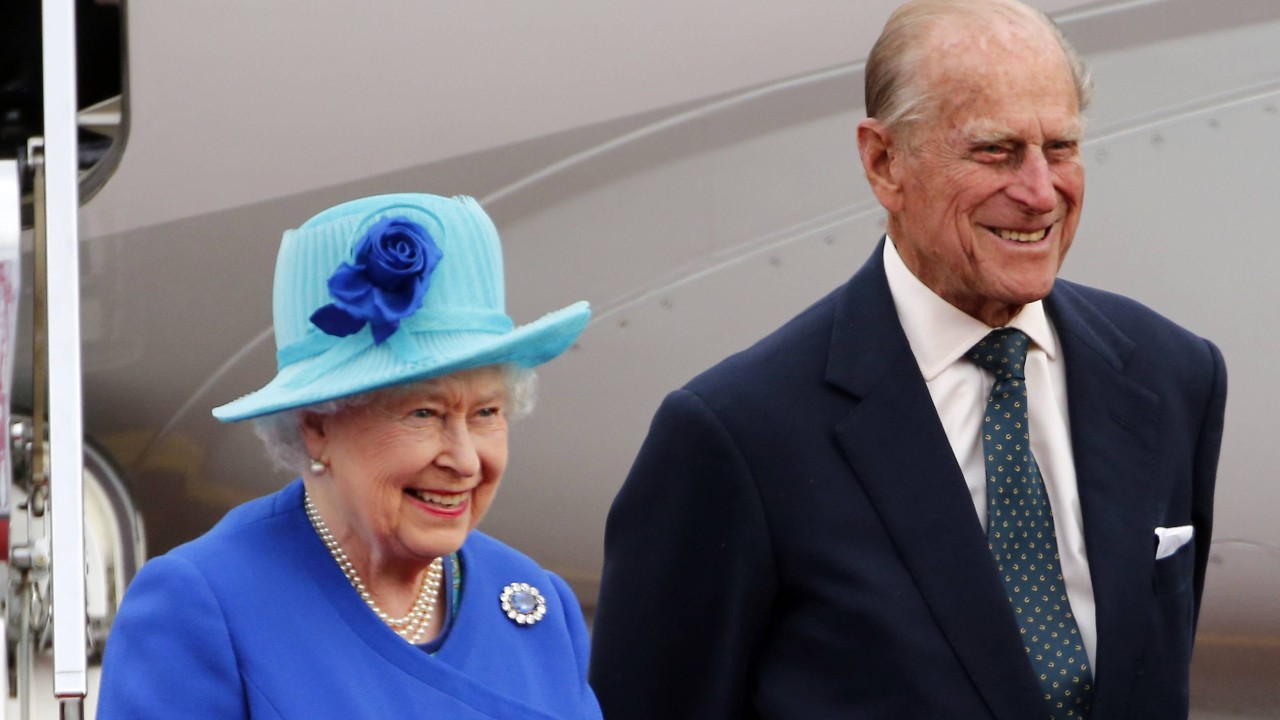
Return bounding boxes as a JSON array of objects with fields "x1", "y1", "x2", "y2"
[{"x1": 589, "y1": 1, "x2": 1227, "y2": 719}]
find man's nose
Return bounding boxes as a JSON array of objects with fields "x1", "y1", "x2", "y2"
[{"x1": 1008, "y1": 149, "x2": 1057, "y2": 213}]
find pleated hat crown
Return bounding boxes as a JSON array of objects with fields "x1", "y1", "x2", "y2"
[{"x1": 213, "y1": 193, "x2": 590, "y2": 421}]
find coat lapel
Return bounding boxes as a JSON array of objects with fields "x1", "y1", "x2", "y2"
[
  {"x1": 1046, "y1": 282, "x2": 1159, "y2": 720},
  {"x1": 826, "y1": 245, "x2": 1046, "y2": 720}
]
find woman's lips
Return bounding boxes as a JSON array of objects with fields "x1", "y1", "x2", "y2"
[{"x1": 404, "y1": 487, "x2": 470, "y2": 517}]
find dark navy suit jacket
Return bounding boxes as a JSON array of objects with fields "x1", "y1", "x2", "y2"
[{"x1": 591, "y1": 244, "x2": 1227, "y2": 720}]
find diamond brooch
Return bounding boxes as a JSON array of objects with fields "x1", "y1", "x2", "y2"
[{"x1": 499, "y1": 582, "x2": 547, "y2": 626}]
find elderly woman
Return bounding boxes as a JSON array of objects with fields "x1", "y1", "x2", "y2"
[{"x1": 97, "y1": 194, "x2": 602, "y2": 719}]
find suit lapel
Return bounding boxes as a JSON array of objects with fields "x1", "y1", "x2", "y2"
[
  {"x1": 826, "y1": 245, "x2": 1046, "y2": 720},
  {"x1": 1046, "y1": 283, "x2": 1159, "y2": 720}
]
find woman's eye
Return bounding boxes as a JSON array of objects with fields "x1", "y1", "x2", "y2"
[
  {"x1": 476, "y1": 407, "x2": 501, "y2": 419},
  {"x1": 410, "y1": 409, "x2": 438, "y2": 420}
]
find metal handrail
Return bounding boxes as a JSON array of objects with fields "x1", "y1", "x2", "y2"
[{"x1": 40, "y1": 1, "x2": 88, "y2": 717}]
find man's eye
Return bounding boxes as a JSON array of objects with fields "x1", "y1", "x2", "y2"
[
  {"x1": 1046, "y1": 141, "x2": 1078, "y2": 156},
  {"x1": 972, "y1": 145, "x2": 1010, "y2": 161}
]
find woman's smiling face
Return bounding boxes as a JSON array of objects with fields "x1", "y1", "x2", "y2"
[{"x1": 302, "y1": 366, "x2": 510, "y2": 574}]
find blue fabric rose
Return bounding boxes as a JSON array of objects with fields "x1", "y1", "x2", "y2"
[{"x1": 310, "y1": 216, "x2": 443, "y2": 344}]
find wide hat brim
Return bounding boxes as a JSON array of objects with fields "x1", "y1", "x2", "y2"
[{"x1": 212, "y1": 300, "x2": 589, "y2": 422}]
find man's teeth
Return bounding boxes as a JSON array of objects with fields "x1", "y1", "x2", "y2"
[
  {"x1": 995, "y1": 227, "x2": 1048, "y2": 242},
  {"x1": 406, "y1": 488, "x2": 465, "y2": 508}
]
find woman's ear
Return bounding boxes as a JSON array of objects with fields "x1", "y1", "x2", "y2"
[
  {"x1": 856, "y1": 118, "x2": 906, "y2": 214},
  {"x1": 299, "y1": 411, "x2": 329, "y2": 462}
]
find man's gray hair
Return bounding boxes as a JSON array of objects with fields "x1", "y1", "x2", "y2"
[
  {"x1": 251, "y1": 364, "x2": 538, "y2": 475},
  {"x1": 865, "y1": 0, "x2": 1093, "y2": 138}
]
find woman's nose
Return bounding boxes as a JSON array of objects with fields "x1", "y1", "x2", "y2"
[{"x1": 435, "y1": 420, "x2": 481, "y2": 477}]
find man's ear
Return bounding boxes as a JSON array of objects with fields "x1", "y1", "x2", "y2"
[{"x1": 857, "y1": 118, "x2": 906, "y2": 213}]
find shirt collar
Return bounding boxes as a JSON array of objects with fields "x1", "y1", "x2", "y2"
[{"x1": 882, "y1": 237, "x2": 1057, "y2": 381}]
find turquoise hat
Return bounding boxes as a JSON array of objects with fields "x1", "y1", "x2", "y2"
[{"x1": 213, "y1": 193, "x2": 590, "y2": 422}]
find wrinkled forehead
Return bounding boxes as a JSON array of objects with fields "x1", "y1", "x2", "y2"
[
  {"x1": 918, "y1": 11, "x2": 1071, "y2": 87},
  {"x1": 918, "y1": 22, "x2": 1080, "y2": 125},
  {"x1": 957, "y1": 114, "x2": 1086, "y2": 145},
  {"x1": 372, "y1": 366, "x2": 510, "y2": 406}
]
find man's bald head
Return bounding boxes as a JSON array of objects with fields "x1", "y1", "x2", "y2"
[{"x1": 865, "y1": 0, "x2": 1092, "y2": 143}]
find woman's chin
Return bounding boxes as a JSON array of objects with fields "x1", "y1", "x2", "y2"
[{"x1": 400, "y1": 524, "x2": 470, "y2": 563}]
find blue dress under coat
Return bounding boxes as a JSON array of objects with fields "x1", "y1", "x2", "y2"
[{"x1": 97, "y1": 479, "x2": 603, "y2": 719}]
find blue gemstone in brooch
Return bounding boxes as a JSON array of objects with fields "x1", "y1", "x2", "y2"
[{"x1": 499, "y1": 582, "x2": 547, "y2": 626}]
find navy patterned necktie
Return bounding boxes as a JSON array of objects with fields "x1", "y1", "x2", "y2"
[{"x1": 968, "y1": 329, "x2": 1093, "y2": 719}]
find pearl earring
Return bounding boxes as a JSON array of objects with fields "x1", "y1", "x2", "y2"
[{"x1": 308, "y1": 458, "x2": 327, "y2": 475}]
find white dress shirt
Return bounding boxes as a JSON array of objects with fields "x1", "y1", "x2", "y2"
[{"x1": 882, "y1": 239, "x2": 1098, "y2": 668}]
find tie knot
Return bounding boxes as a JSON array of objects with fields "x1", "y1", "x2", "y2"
[{"x1": 967, "y1": 328, "x2": 1030, "y2": 379}]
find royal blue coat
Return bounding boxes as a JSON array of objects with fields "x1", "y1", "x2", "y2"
[{"x1": 98, "y1": 479, "x2": 602, "y2": 719}]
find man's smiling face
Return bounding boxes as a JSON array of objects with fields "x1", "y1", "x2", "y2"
[{"x1": 886, "y1": 19, "x2": 1085, "y2": 327}]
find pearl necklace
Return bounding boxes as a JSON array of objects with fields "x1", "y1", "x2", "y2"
[{"x1": 304, "y1": 492, "x2": 443, "y2": 644}]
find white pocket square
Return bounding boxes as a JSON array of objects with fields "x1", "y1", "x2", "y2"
[{"x1": 1154, "y1": 525, "x2": 1194, "y2": 560}]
